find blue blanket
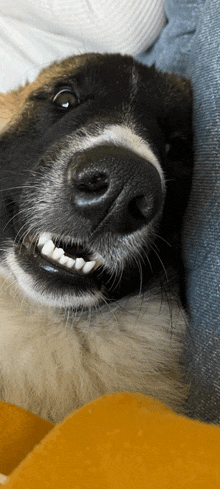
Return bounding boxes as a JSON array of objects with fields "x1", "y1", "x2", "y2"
[{"x1": 139, "y1": 0, "x2": 220, "y2": 422}]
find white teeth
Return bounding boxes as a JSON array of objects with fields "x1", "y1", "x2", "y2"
[
  {"x1": 82, "y1": 261, "x2": 96, "y2": 274},
  {"x1": 75, "y1": 257, "x2": 85, "y2": 270},
  {"x1": 92, "y1": 252, "x2": 104, "y2": 265},
  {"x1": 41, "y1": 239, "x2": 55, "y2": 256},
  {"x1": 66, "y1": 258, "x2": 76, "y2": 268},
  {"x1": 52, "y1": 247, "x2": 65, "y2": 260},
  {"x1": 37, "y1": 233, "x2": 99, "y2": 274},
  {"x1": 38, "y1": 232, "x2": 52, "y2": 248},
  {"x1": 58, "y1": 254, "x2": 69, "y2": 265}
]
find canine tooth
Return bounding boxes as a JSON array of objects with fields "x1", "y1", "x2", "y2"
[
  {"x1": 92, "y1": 252, "x2": 104, "y2": 265},
  {"x1": 75, "y1": 258, "x2": 85, "y2": 270},
  {"x1": 66, "y1": 258, "x2": 76, "y2": 268},
  {"x1": 41, "y1": 240, "x2": 55, "y2": 256},
  {"x1": 52, "y1": 247, "x2": 65, "y2": 260},
  {"x1": 82, "y1": 261, "x2": 96, "y2": 274},
  {"x1": 38, "y1": 232, "x2": 52, "y2": 247}
]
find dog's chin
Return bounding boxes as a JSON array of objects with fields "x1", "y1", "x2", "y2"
[{"x1": 4, "y1": 244, "x2": 107, "y2": 310}]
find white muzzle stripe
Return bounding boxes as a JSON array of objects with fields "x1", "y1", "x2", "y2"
[{"x1": 67, "y1": 124, "x2": 165, "y2": 188}]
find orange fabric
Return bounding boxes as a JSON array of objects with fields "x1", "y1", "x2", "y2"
[
  {"x1": 1, "y1": 393, "x2": 220, "y2": 488},
  {"x1": 0, "y1": 402, "x2": 53, "y2": 475}
]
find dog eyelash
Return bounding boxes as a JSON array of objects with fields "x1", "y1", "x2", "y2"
[{"x1": 52, "y1": 88, "x2": 79, "y2": 110}]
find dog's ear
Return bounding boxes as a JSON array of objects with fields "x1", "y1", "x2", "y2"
[
  {"x1": 139, "y1": 65, "x2": 192, "y2": 160},
  {"x1": 0, "y1": 92, "x2": 15, "y2": 131},
  {"x1": 141, "y1": 68, "x2": 193, "y2": 221},
  {"x1": 0, "y1": 86, "x2": 26, "y2": 132},
  {"x1": 0, "y1": 79, "x2": 32, "y2": 133},
  {"x1": 155, "y1": 69, "x2": 192, "y2": 147}
]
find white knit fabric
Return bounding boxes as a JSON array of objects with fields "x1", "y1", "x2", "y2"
[{"x1": 0, "y1": 0, "x2": 165, "y2": 92}]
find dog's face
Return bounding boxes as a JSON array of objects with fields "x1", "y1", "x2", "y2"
[{"x1": 0, "y1": 53, "x2": 192, "y2": 310}]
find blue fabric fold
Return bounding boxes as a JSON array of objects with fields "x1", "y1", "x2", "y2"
[
  {"x1": 138, "y1": 0, "x2": 205, "y2": 75},
  {"x1": 138, "y1": 0, "x2": 220, "y2": 421}
]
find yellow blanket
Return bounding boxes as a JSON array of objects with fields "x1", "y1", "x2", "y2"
[{"x1": 1, "y1": 393, "x2": 220, "y2": 488}]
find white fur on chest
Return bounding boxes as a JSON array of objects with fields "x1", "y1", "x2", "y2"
[{"x1": 0, "y1": 274, "x2": 187, "y2": 422}]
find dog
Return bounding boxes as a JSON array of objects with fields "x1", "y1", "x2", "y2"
[{"x1": 0, "y1": 53, "x2": 193, "y2": 422}]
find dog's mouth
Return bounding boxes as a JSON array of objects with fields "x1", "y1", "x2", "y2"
[
  {"x1": 4, "y1": 193, "x2": 149, "y2": 309},
  {"x1": 15, "y1": 229, "x2": 106, "y2": 284},
  {"x1": 8, "y1": 225, "x2": 113, "y2": 308},
  {"x1": 22, "y1": 232, "x2": 103, "y2": 276},
  {"x1": 8, "y1": 218, "x2": 151, "y2": 309}
]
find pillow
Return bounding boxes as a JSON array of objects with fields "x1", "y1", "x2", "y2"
[{"x1": 0, "y1": 0, "x2": 165, "y2": 92}]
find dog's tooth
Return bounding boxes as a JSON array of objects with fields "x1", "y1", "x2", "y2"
[
  {"x1": 52, "y1": 247, "x2": 65, "y2": 260},
  {"x1": 59, "y1": 255, "x2": 69, "y2": 265},
  {"x1": 38, "y1": 232, "x2": 52, "y2": 247},
  {"x1": 74, "y1": 257, "x2": 85, "y2": 270},
  {"x1": 82, "y1": 261, "x2": 96, "y2": 274},
  {"x1": 66, "y1": 258, "x2": 76, "y2": 268},
  {"x1": 92, "y1": 252, "x2": 104, "y2": 266},
  {"x1": 41, "y1": 240, "x2": 55, "y2": 256}
]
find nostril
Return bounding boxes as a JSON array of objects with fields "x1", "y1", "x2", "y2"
[
  {"x1": 128, "y1": 196, "x2": 149, "y2": 221},
  {"x1": 128, "y1": 192, "x2": 161, "y2": 223},
  {"x1": 72, "y1": 171, "x2": 109, "y2": 197}
]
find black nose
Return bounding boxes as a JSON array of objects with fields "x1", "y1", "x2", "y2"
[{"x1": 68, "y1": 145, "x2": 163, "y2": 234}]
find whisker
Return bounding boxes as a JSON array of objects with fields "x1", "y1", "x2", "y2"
[
  {"x1": 3, "y1": 208, "x2": 26, "y2": 233},
  {"x1": 153, "y1": 233, "x2": 172, "y2": 248},
  {"x1": 109, "y1": 268, "x2": 123, "y2": 293},
  {"x1": 137, "y1": 245, "x2": 153, "y2": 274},
  {"x1": 0, "y1": 185, "x2": 35, "y2": 193},
  {"x1": 150, "y1": 243, "x2": 168, "y2": 283},
  {"x1": 133, "y1": 255, "x2": 143, "y2": 295}
]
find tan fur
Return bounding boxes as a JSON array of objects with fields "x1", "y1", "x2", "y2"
[
  {"x1": 0, "y1": 89, "x2": 23, "y2": 131},
  {"x1": 0, "y1": 54, "x2": 102, "y2": 133},
  {"x1": 0, "y1": 273, "x2": 187, "y2": 422}
]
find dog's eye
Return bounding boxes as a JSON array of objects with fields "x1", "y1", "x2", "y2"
[{"x1": 52, "y1": 89, "x2": 78, "y2": 109}]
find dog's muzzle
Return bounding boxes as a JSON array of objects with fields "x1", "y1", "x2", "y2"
[
  {"x1": 5, "y1": 141, "x2": 164, "y2": 309},
  {"x1": 67, "y1": 145, "x2": 163, "y2": 235}
]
